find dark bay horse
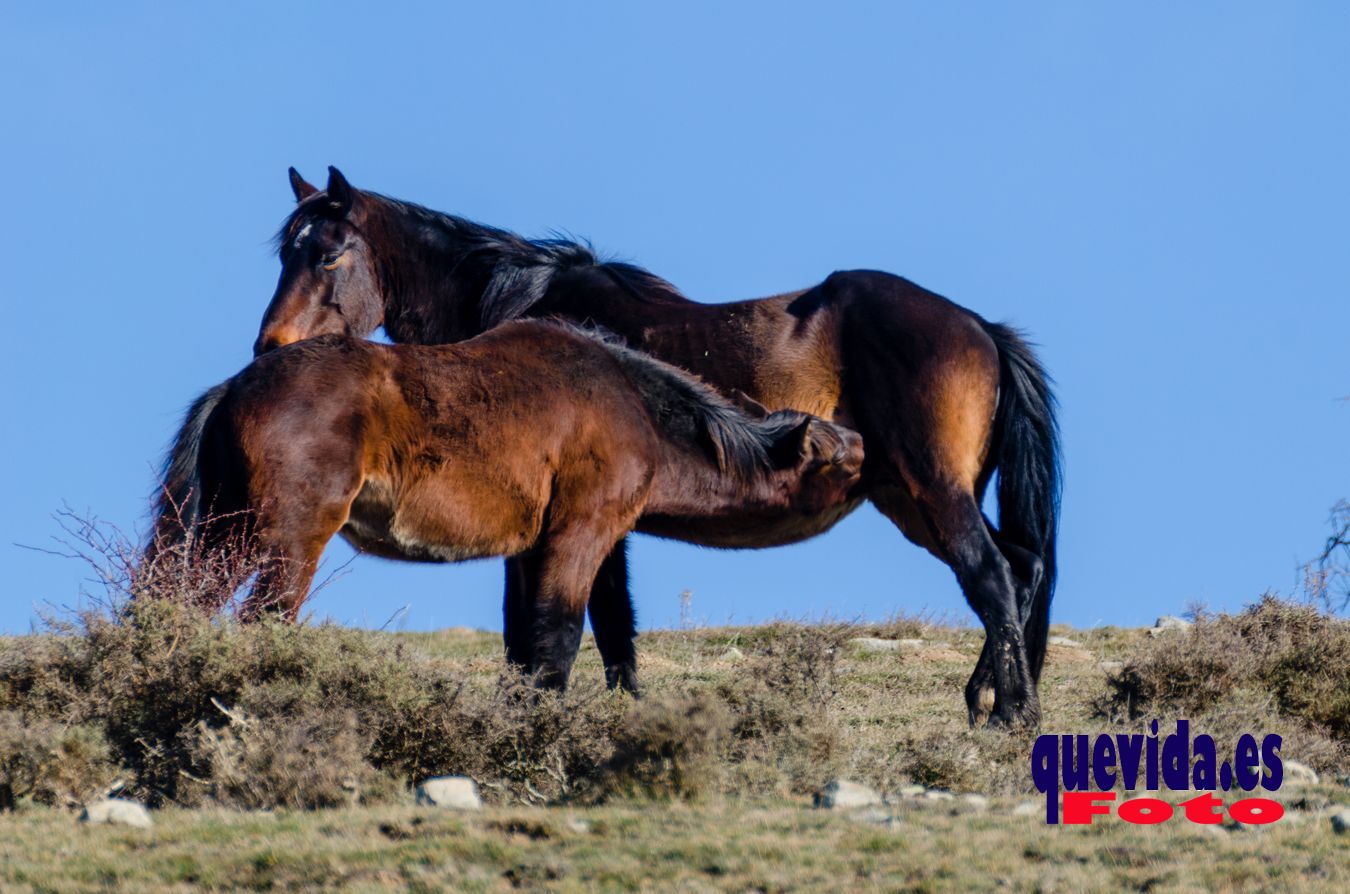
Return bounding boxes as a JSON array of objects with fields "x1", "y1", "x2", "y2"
[
  {"x1": 256, "y1": 167, "x2": 1060, "y2": 726},
  {"x1": 148, "y1": 321, "x2": 863, "y2": 688}
]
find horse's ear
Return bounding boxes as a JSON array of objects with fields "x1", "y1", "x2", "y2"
[
  {"x1": 769, "y1": 417, "x2": 815, "y2": 466},
  {"x1": 288, "y1": 167, "x2": 318, "y2": 202},
  {"x1": 729, "y1": 389, "x2": 771, "y2": 419},
  {"x1": 325, "y1": 166, "x2": 354, "y2": 215}
]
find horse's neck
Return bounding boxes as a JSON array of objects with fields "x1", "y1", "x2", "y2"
[
  {"x1": 647, "y1": 440, "x2": 787, "y2": 519},
  {"x1": 378, "y1": 223, "x2": 490, "y2": 344}
]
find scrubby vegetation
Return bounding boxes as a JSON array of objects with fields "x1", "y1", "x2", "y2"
[
  {"x1": 0, "y1": 592, "x2": 1346, "y2": 892},
  {"x1": 1102, "y1": 595, "x2": 1350, "y2": 748},
  {"x1": 1, "y1": 525, "x2": 1346, "y2": 891},
  {"x1": 0, "y1": 592, "x2": 1345, "y2": 817},
  {"x1": 0, "y1": 598, "x2": 852, "y2": 810}
]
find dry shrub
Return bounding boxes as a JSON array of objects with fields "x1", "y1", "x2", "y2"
[
  {"x1": 0, "y1": 597, "x2": 638, "y2": 808},
  {"x1": 191, "y1": 704, "x2": 402, "y2": 809},
  {"x1": 375, "y1": 672, "x2": 626, "y2": 805},
  {"x1": 886, "y1": 728, "x2": 1030, "y2": 795},
  {"x1": 588, "y1": 692, "x2": 731, "y2": 801},
  {"x1": 0, "y1": 712, "x2": 116, "y2": 808},
  {"x1": 1100, "y1": 595, "x2": 1350, "y2": 768},
  {"x1": 713, "y1": 622, "x2": 844, "y2": 795}
]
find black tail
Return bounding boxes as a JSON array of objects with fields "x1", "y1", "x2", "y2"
[
  {"x1": 982, "y1": 323, "x2": 1061, "y2": 683},
  {"x1": 149, "y1": 381, "x2": 230, "y2": 549}
]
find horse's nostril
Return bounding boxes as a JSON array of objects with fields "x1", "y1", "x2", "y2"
[{"x1": 254, "y1": 327, "x2": 301, "y2": 356}]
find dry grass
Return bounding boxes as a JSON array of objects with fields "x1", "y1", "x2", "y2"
[
  {"x1": 2, "y1": 593, "x2": 1345, "y2": 813},
  {"x1": 1, "y1": 541, "x2": 1348, "y2": 891},
  {"x1": 1, "y1": 798, "x2": 1346, "y2": 893}
]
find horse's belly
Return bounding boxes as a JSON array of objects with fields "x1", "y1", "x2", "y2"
[
  {"x1": 636, "y1": 497, "x2": 863, "y2": 549},
  {"x1": 341, "y1": 475, "x2": 541, "y2": 563}
]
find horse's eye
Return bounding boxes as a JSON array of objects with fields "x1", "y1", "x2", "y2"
[{"x1": 321, "y1": 251, "x2": 343, "y2": 270}]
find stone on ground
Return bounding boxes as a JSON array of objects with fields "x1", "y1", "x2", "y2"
[
  {"x1": 1283, "y1": 760, "x2": 1320, "y2": 786},
  {"x1": 80, "y1": 798, "x2": 153, "y2": 829},
  {"x1": 1330, "y1": 810, "x2": 1350, "y2": 834},
  {"x1": 815, "y1": 780, "x2": 882, "y2": 809},
  {"x1": 415, "y1": 776, "x2": 483, "y2": 810},
  {"x1": 1147, "y1": 615, "x2": 1193, "y2": 636}
]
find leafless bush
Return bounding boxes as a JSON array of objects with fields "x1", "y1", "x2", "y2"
[{"x1": 1305, "y1": 499, "x2": 1350, "y2": 613}]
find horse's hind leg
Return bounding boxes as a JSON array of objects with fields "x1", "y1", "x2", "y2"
[
  {"x1": 503, "y1": 550, "x2": 542, "y2": 672},
  {"x1": 963, "y1": 533, "x2": 1045, "y2": 720},
  {"x1": 586, "y1": 539, "x2": 640, "y2": 694},
  {"x1": 925, "y1": 489, "x2": 1038, "y2": 727}
]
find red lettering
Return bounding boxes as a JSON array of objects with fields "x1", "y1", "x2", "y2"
[
  {"x1": 1228, "y1": 797, "x2": 1284, "y2": 825},
  {"x1": 1062, "y1": 791, "x2": 1115, "y2": 825},
  {"x1": 1180, "y1": 792, "x2": 1224, "y2": 824},
  {"x1": 1118, "y1": 797, "x2": 1174, "y2": 824}
]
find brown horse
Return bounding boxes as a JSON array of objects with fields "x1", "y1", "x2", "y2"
[
  {"x1": 149, "y1": 321, "x2": 863, "y2": 688},
  {"x1": 256, "y1": 167, "x2": 1060, "y2": 726}
]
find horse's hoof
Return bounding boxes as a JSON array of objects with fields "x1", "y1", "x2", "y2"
[
  {"x1": 985, "y1": 705, "x2": 1041, "y2": 732},
  {"x1": 605, "y1": 666, "x2": 641, "y2": 697},
  {"x1": 965, "y1": 685, "x2": 996, "y2": 727}
]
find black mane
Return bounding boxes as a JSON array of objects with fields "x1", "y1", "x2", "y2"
[
  {"x1": 561, "y1": 324, "x2": 810, "y2": 482},
  {"x1": 277, "y1": 190, "x2": 687, "y2": 337}
]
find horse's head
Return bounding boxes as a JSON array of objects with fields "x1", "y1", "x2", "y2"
[
  {"x1": 254, "y1": 167, "x2": 385, "y2": 355},
  {"x1": 772, "y1": 415, "x2": 865, "y2": 513}
]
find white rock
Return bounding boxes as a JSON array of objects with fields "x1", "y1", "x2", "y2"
[
  {"x1": 896, "y1": 784, "x2": 926, "y2": 799},
  {"x1": 80, "y1": 799, "x2": 153, "y2": 829},
  {"x1": 1154, "y1": 615, "x2": 1191, "y2": 630},
  {"x1": 962, "y1": 794, "x2": 990, "y2": 810},
  {"x1": 1330, "y1": 810, "x2": 1350, "y2": 834},
  {"x1": 415, "y1": 776, "x2": 482, "y2": 810},
  {"x1": 720, "y1": 647, "x2": 745, "y2": 662},
  {"x1": 1013, "y1": 801, "x2": 1041, "y2": 817},
  {"x1": 1047, "y1": 636, "x2": 1082, "y2": 648},
  {"x1": 1283, "y1": 761, "x2": 1320, "y2": 786},
  {"x1": 922, "y1": 789, "x2": 955, "y2": 802},
  {"x1": 816, "y1": 779, "x2": 883, "y2": 809},
  {"x1": 566, "y1": 817, "x2": 592, "y2": 834}
]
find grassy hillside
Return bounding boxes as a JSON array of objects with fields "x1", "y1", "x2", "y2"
[{"x1": 0, "y1": 597, "x2": 1346, "y2": 892}]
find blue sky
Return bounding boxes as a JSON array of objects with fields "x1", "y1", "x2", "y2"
[{"x1": 2, "y1": 3, "x2": 1346, "y2": 634}]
